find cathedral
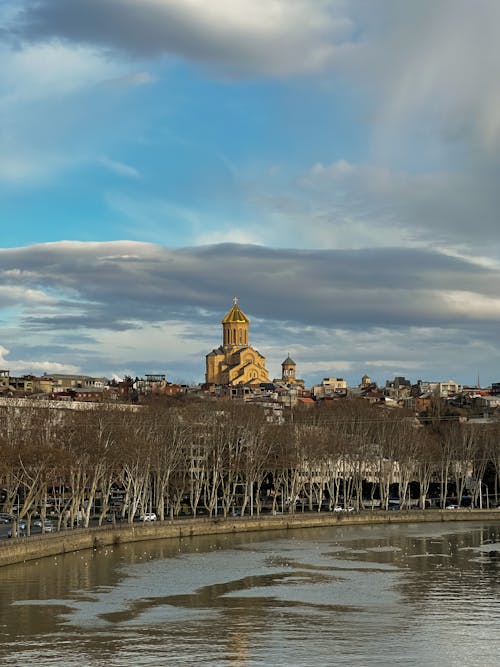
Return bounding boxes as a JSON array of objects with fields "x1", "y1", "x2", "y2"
[{"x1": 205, "y1": 298, "x2": 270, "y2": 386}]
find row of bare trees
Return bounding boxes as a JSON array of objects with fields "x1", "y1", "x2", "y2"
[{"x1": 1, "y1": 398, "x2": 499, "y2": 533}]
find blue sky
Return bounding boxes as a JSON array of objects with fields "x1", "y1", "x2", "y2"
[
  {"x1": 2, "y1": 1, "x2": 500, "y2": 387},
  {"x1": 2, "y1": 61, "x2": 365, "y2": 247}
]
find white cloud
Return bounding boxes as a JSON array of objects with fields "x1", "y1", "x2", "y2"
[
  {"x1": 26, "y1": 360, "x2": 81, "y2": 373},
  {"x1": 0, "y1": 284, "x2": 55, "y2": 307},
  {"x1": 0, "y1": 42, "x2": 118, "y2": 104},
  {"x1": 98, "y1": 157, "x2": 141, "y2": 179},
  {"x1": 0, "y1": 38, "x2": 144, "y2": 185},
  {"x1": 0, "y1": 345, "x2": 80, "y2": 375},
  {"x1": 441, "y1": 291, "x2": 500, "y2": 319}
]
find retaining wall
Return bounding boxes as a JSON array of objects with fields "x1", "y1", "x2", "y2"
[{"x1": 1, "y1": 509, "x2": 499, "y2": 568}]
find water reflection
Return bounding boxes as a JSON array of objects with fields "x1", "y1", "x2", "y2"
[{"x1": 0, "y1": 521, "x2": 498, "y2": 666}]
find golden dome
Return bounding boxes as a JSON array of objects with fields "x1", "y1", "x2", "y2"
[{"x1": 221, "y1": 297, "x2": 249, "y2": 324}]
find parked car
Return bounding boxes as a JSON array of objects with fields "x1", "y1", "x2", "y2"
[
  {"x1": 0, "y1": 513, "x2": 12, "y2": 524},
  {"x1": 140, "y1": 513, "x2": 157, "y2": 521},
  {"x1": 446, "y1": 504, "x2": 459, "y2": 510},
  {"x1": 42, "y1": 521, "x2": 57, "y2": 532},
  {"x1": 333, "y1": 506, "x2": 355, "y2": 512}
]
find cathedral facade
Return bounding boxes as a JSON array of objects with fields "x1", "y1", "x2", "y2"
[{"x1": 205, "y1": 298, "x2": 270, "y2": 386}]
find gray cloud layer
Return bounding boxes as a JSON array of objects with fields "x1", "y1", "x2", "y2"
[
  {"x1": 1, "y1": 240, "x2": 498, "y2": 329},
  {"x1": 10, "y1": 0, "x2": 348, "y2": 76},
  {"x1": 300, "y1": 160, "x2": 500, "y2": 252},
  {"x1": 2, "y1": 241, "x2": 500, "y2": 383}
]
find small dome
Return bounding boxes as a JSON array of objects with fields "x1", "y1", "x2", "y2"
[{"x1": 282, "y1": 355, "x2": 296, "y2": 366}]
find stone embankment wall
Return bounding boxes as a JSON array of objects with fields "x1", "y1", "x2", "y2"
[{"x1": 1, "y1": 509, "x2": 499, "y2": 568}]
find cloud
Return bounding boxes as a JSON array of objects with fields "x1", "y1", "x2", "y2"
[
  {"x1": 195, "y1": 228, "x2": 263, "y2": 246},
  {"x1": 6, "y1": 1, "x2": 500, "y2": 176},
  {"x1": 348, "y1": 1, "x2": 500, "y2": 152},
  {"x1": 0, "y1": 152, "x2": 75, "y2": 185},
  {"x1": 100, "y1": 71, "x2": 156, "y2": 88},
  {"x1": 10, "y1": 0, "x2": 352, "y2": 77},
  {"x1": 0, "y1": 39, "x2": 139, "y2": 185},
  {"x1": 0, "y1": 41, "x2": 117, "y2": 104},
  {"x1": 4, "y1": 0, "x2": 500, "y2": 249},
  {"x1": 0, "y1": 345, "x2": 80, "y2": 375},
  {"x1": 296, "y1": 159, "x2": 500, "y2": 254},
  {"x1": 1, "y1": 240, "x2": 498, "y2": 331},
  {"x1": 9, "y1": 0, "x2": 500, "y2": 151},
  {"x1": 0, "y1": 284, "x2": 55, "y2": 308},
  {"x1": 1, "y1": 240, "x2": 500, "y2": 385},
  {"x1": 98, "y1": 157, "x2": 141, "y2": 179}
]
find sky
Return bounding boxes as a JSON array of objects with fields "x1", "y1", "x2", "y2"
[{"x1": 2, "y1": 0, "x2": 500, "y2": 387}]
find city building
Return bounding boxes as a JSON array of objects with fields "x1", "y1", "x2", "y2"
[
  {"x1": 205, "y1": 298, "x2": 270, "y2": 386},
  {"x1": 49, "y1": 373, "x2": 107, "y2": 391},
  {"x1": 416, "y1": 380, "x2": 461, "y2": 397},
  {"x1": 312, "y1": 377, "x2": 348, "y2": 399},
  {"x1": 0, "y1": 370, "x2": 9, "y2": 391},
  {"x1": 6, "y1": 374, "x2": 34, "y2": 393},
  {"x1": 135, "y1": 374, "x2": 167, "y2": 395},
  {"x1": 385, "y1": 375, "x2": 412, "y2": 399},
  {"x1": 135, "y1": 374, "x2": 184, "y2": 398}
]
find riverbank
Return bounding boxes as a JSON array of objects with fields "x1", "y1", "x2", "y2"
[{"x1": 1, "y1": 509, "x2": 499, "y2": 568}]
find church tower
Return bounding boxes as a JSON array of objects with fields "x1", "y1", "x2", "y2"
[
  {"x1": 273, "y1": 353, "x2": 304, "y2": 387},
  {"x1": 222, "y1": 297, "x2": 249, "y2": 349},
  {"x1": 281, "y1": 354, "x2": 297, "y2": 383}
]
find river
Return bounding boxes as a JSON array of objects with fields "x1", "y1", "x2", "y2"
[{"x1": 0, "y1": 520, "x2": 499, "y2": 666}]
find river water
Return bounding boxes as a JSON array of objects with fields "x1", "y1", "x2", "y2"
[{"x1": 0, "y1": 520, "x2": 499, "y2": 666}]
